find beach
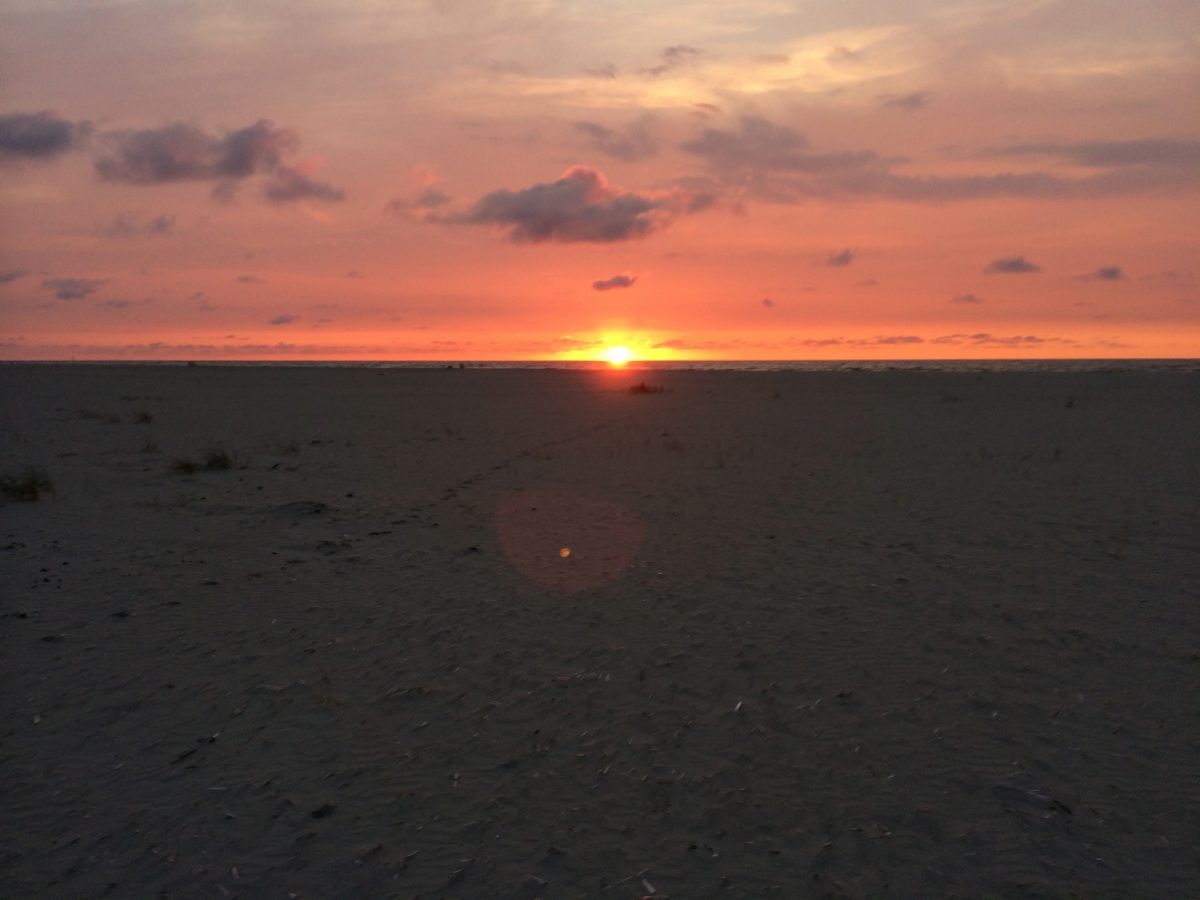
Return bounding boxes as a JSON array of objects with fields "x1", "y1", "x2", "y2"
[{"x1": 2, "y1": 363, "x2": 1197, "y2": 898}]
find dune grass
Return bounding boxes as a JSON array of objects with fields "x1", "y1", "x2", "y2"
[{"x1": 0, "y1": 468, "x2": 54, "y2": 502}]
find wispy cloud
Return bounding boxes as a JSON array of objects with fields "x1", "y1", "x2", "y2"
[
  {"x1": 1086, "y1": 265, "x2": 1124, "y2": 280},
  {"x1": 42, "y1": 277, "x2": 106, "y2": 300},
  {"x1": 0, "y1": 268, "x2": 30, "y2": 284},
  {"x1": 828, "y1": 248, "x2": 856, "y2": 267},
  {"x1": 950, "y1": 293, "x2": 984, "y2": 304},
  {"x1": 268, "y1": 314, "x2": 298, "y2": 325},
  {"x1": 573, "y1": 118, "x2": 658, "y2": 161},
  {"x1": 108, "y1": 212, "x2": 174, "y2": 238},
  {"x1": 640, "y1": 45, "x2": 703, "y2": 78},
  {"x1": 263, "y1": 165, "x2": 345, "y2": 204},
  {"x1": 681, "y1": 117, "x2": 1200, "y2": 204},
  {"x1": 877, "y1": 91, "x2": 929, "y2": 110}
]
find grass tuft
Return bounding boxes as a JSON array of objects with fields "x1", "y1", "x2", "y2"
[
  {"x1": 203, "y1": 447, "x2": 234, "y2": 470},
  {"x1": 0, "y1": 468, "x2": 54, "y2": 502}
]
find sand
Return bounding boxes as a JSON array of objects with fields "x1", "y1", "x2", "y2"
[{"x1": 1, "y1": 363, "x2": 1198, "y2": 898}]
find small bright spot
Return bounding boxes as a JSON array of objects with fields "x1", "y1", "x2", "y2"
[
  {"x1": 559, "y1": 547, "x2": 571, "y2": 558},
  {"x1": 604, "y1": 345, "x2": 633, "y2": 366}
]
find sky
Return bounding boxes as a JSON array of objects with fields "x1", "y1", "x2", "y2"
[{"x1": 1, "y1": 0, "x2": 1198, "y2": 361}]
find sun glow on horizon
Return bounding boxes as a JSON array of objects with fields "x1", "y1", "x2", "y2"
[{"x1": 604, "y1": 345, "x2": 634, "y2": 366}]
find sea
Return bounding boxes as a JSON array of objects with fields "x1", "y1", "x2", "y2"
[{"x1": 8, "y1": 359, "x2": 1198, "y2": 373}]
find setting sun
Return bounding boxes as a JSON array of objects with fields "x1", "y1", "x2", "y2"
[{"x1": 604, "y1": 345, "x2": 633, "y2": 366}]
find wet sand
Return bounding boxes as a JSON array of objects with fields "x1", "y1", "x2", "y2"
[{"x1": 2, "y1": 363, "x2": 1198, "y2": 897}]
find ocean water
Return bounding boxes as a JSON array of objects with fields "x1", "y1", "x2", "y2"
[{"x1": 9, "y1": 358, "x2": 1197, "y2": 373}]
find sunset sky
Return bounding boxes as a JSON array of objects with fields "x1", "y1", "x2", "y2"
[{"x1": 2, "y1": 0, "x2": 1198, "y2": 360}]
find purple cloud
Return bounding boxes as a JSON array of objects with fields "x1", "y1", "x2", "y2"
[
  {"x1": 263, "y1": 165, "x2": 345, "y2": 204},
  {"x1": 42, "y1": 277, "x2": 106, "y2": 300},
  {"x1": 984, "y1": 256, "x2": 1040, "y2": 274},
  {"x1": 0, "y1": 111, "x2": 89, "y2": 161},
  {"x1": 593, "y1": 274, "x2": 638, "y2": 291},
  {"x1": 451, "y1": 166, "x2": 697, "y2": 243}
]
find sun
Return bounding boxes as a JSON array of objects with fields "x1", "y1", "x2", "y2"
[{"x1": 604, "y1": 345, "x2": 633, "y2": 366}]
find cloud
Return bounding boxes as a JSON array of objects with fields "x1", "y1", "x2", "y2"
[
  {"x1": 97, "y1": 297, "x2": 152, "y2": 309},
  {"x1": 950, "y1": 293, "x2": 984, "y2": 304},
  {"x1": 761, "y1": 297, "x2": 775, "y2": 307},
  {"x1": 641, "y1": 45, "x2": 703, "y2": 77},
  {"x1": 828, "y1": 248, "x2": 856, "y2": 267},
  {"x1": 0, "y1": 268, "x2": 30, "y2": 284},
  {"x1": 0, "y1": 111, "x2": 88, "y2": 161},
  {"x1": 385, "y1": 187, "x2": 451, "y2": 216},
  {"x1": 263, "y1": 165, "x2": 345, "y2": 204},
  {"x1": 877, "y1": 92, "x2": 929, "y2": 110},
  {"x1": 574, "y1": 119, "x2": 658, "y2": 161},
  {"x1": 236, "y1": 274, "x2": 261, "y2": 283},
  {"x1": 987, "y1": 138, "x2": 1200, "y2": 169},
  {"x1": 681, "y1": 117, "x2": 1200, "y2": 204},
  {"x1": 930, "y1": 332, "x2": 1072, "y2": 347},
  {"x1": 108, "y1": 212, "x2": 174, "y2": 238},
  {"x1": 585, "y1": 63, "x2": 618, "y2": 80},
  {"x1": 449, "y1": 165, "x2": 701, "y2": 243},
  {"x1": 984, "y1": 256, "x2": 1040, "y2": 274},
  {"x1": 681, "y1": 116, "x2": 879, "y2": 175},
  {"x1": 345, "y1": 270, "x2": 363, "y2": 279},
  {"x1": 1088, "y1": 265, "x2": 1124, "y2": 280},
  {"x1": 593, "y1": 274, "x2": 638, "y2": 291},
  {"x1": 42, "y1": 277, "x2": 106, "y2": 300},
  {"x1": 268, "y1": 314, "x2": 298, "y2": 325},
  {"x1": 92, "y1": 119, "x2": 344, "y2": 204},
  {"x1": 95, "y1": 119, "x2": 297, "y2": 184}
]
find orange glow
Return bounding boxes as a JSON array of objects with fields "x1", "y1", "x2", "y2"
[{"x1": 604, "y1": 345, "x2": 633, "y2": 366}]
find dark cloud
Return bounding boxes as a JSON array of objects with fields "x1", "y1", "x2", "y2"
[
  {"x1": 236, "y1": 274, "x2": 261, "y2": 283},
  {"x1": 878, "y1": 91, "x2": 929, "y2": 110},
  {"x1": 0, "y1": 111, "x2": 88, "y2": 161},
  {"x1": 761, "y1": 297, "x2": 775, "y2": 307},
  {"x1": 1089, "y1": 265, "x2": 1124, "y2": 280},
  {"x1": 345, "y1": 270, "x2": 363, "y2": 279},
  {"x1": 268, "y1": 314, "x2": 298, "y2": 325},
  {"x1": 449, "y1": 166, "x2": 700, "y2": 243},
  {"x1": 96, "y1": 119, "x2": 297, "y2": 184},
  {"x1": 573, "y1": 119, "x2": 658, "y2": 161},
  {"x1": 984, "y1": 256, "x2": 1040, "y2": 274},
  {"x1": 108, "y1": 212, "x2": 174, "y2": 238},
  {"x1": 0, "y1": 268, "x2": 30, "y2": 284},
  {"x1": 828, "y1": 248, "x2": 856, "y2": 267},
  {"x1": 950, "y1": 293, "x2": 984, "y2": 304},
  {"x1": 987, "y1": 138, "x2": 1200, "y2": 168},
  {"x1": 592, "y1": 274, "x2": 637, "y2": 291},
  {"x1": 97, "y1": 297, "x2": 152, "y2": 309},
  {"x1": 42, "y1": 277, "x2": 106, "y2": 300},
  {"x1": 263, "y1": 166, "x2": 345, "y2": 204}
]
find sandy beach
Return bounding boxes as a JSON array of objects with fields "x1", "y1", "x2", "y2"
[{"x1": 1, "y1": 363, "x2": 1197, "y2": 898}]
